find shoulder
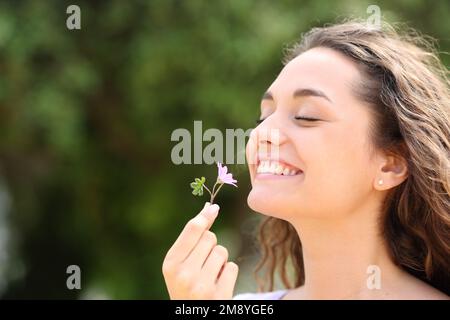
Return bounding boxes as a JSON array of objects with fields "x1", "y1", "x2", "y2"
[
  {"x1": 381, "y1": 271, "x2": 449, "y2": 300},
  {"x1": 233, "y1": 289, "x2": 288, "y2": 300},
  {"x1": 398, "y1": 279, "x2": 449, "y2": 300}
]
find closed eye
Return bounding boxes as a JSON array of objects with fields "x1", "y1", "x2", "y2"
[
  {"x1": 294, "y1": 116, "x2": 320, "y2": 121},
  {"x1": 256, "y1": 116, "x2": 320, "y2": 125}
]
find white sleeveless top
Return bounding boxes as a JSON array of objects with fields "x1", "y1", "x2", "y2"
[{"x1": 233, "y1": 289, "x2": 288, "y2": 300}]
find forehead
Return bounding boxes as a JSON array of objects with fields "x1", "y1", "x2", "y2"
[{"x1": 268, "y1": 47, "x2": 362, "y2": 100}]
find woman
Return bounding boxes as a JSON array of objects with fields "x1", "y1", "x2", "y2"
[{"x1": 162, "y1": 20, "x2": 450, "y2": 299}]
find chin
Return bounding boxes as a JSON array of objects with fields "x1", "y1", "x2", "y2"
[
  {"x1": 247, "y1": 188, "x2": 292, "y2": 220},
  {"x1": 247, "y1": 187, "x2": 328, "y2": 220}
]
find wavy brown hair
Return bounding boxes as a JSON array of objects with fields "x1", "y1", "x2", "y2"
[{"x1": 253, "y1": 20, "x2": 450, "y2": 295}]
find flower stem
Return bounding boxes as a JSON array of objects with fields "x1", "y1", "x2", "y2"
[
  {"x1": 210, "y1": 182, "x2": 224, "y2": 204},
  {"x1": 203, "y1": 184, "x2": 213, "y2": 198},
  {"x1": 210, "y1": 182, "x2": 217, "y2": 204}
]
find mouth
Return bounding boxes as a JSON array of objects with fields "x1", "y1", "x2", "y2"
[{"x1": 255, "y1": 160, "x2": 303, "y2": 177}]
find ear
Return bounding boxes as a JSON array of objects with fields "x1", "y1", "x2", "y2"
[{"x1": 375, "y1": 152, "x2": 408, "y2": 190}]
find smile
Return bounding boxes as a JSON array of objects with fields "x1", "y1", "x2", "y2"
[{"x1": 256, "y1": 160, "x2": 303, "y2": 176}]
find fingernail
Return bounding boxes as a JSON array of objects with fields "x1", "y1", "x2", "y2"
[
  {"x1": 205, "y1": 204, "x2": 219, "y2": 219},
  {"x1": 203, "y1": 202, "x2": 210, "y2": 208}
]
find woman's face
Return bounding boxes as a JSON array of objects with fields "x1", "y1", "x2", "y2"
[{"x1": 246, "y1": 47, "x2": 380, "y2": 220}]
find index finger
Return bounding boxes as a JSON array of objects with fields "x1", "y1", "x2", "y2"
[{"x1": 166, "y1": 202, "x2": 220, "y2": 263}]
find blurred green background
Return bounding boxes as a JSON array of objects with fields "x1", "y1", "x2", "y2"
[{"x1": 0, "y1": 0, "x2": 448, "y2": 299}]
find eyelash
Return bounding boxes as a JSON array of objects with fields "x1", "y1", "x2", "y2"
[
  {"x1": 295, "y1": 116, "x2": 320, "y2": 122},
  {"x1": 256, "y1": 116, "x2": 320, "y2": 124}
]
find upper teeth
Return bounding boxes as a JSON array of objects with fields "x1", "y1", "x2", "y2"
[{"x1": 256, "y1": 161, "x2": 300, "y2": 176}]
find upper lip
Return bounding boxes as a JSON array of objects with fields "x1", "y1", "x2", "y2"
[{"x1": 256, "y1": 155, "x2": 303, "y2": 172}]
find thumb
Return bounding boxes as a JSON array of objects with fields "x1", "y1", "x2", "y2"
[{"x1": 199, "y1": 202, "x2": 220, "y2": 228}]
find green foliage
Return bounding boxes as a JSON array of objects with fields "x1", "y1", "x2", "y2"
[{"x1": 190, "y1": 177, "x2": 206, "y2": 196}]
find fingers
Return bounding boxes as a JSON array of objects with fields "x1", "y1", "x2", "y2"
[
  {"x1": 165, "y1": 203, "x2": 220, "y2": 264},
  {"x1": 216, "y1": 262, "x2": 239, "y2": 298},
  {"x1": 201, "y1": 245, "x2": 229, "y2": 286},
  {"x1": 182, "y1": 230, "x2": 217, "y2": 270},
  {"x1": 162, "y1": 203, "x2": 240, "y2": 300}
]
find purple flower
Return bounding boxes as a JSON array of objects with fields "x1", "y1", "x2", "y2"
[
  {"x1": 190, "y1": 162, "x2": 238, "y2": 204},
  {"x1": 217, "y1": 162, "x2": 238, "y2": 187}
]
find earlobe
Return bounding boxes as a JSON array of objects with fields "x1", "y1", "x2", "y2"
[
  {"x1": 374, "y1": 177, "x2": 385, "y2": 190},
  {"x1": 376, "y1": 155, "x2": 409, "y2": 189}
]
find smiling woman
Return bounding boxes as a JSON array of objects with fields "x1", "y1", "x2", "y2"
[
  {"x1": 162, "y1": 19, "x2": 449, "y2": 301},
  {"x1": 239, "y1": 20, "x2": 450, "y2": 300}
]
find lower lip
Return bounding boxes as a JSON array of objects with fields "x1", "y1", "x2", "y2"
[{"x1": 255, "y1": 172, "x2": 304, "y2": 180}]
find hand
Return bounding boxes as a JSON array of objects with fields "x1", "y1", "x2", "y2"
[{"x1": 162, "y1": 202, "x2": 239, "y2": 299}]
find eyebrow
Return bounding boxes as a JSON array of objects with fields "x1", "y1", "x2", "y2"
[{"x1": 262, "y1": 88, "x2": 332, "y2": 103}]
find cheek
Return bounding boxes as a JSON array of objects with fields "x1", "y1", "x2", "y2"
[
  {"x1": 246, "y1": 123, "x2": 375, "y2": 218},
  {"x1": 301, "y1": 134, "x2": 374, "y2": 214}
]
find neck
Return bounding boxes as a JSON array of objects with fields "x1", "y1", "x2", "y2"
[{"x1": 288, "y1": 197, "x2": 404, "y2": 299}]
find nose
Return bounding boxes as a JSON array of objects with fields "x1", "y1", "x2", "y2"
[
  {"x1": 256, "y1": 116, "x2": 288, "y2": 157},
  {"x1": 257, "y1": 113, "x2": 288, "y2": 144},
  {"x1": 246, "y1": 114, "x2": 289, "y2": 166}
]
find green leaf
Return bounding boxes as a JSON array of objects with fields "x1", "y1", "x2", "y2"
[
  {"x1": 190, "y1": 176, "x2": 206, "y2": 197},
  {"x1": 190, "y1": 177, "x2": 205, "y2": 197}
]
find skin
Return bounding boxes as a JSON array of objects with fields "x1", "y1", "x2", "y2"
[
  {"x1": 162, "y1": 47, "x2": 447, "y2": 300},
  {"x1": 246, "y1": 47, "x2": 447, "y2": 299},
  {"x1": 162, "y1": 202, "x2": 238, "y2": 299}
]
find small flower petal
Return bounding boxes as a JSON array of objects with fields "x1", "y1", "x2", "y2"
[{"x1": 217, "y1": 162, "x2": 238, "y2": 187}]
